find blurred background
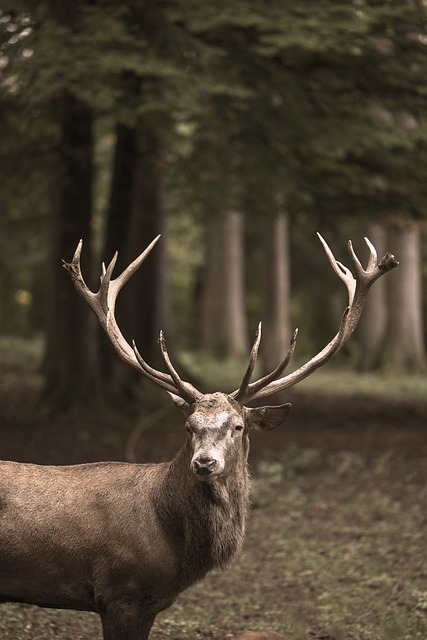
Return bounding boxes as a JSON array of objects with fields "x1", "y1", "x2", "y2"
[
  {"x1": 0, "y1": 0, "x2": 426, "y2": 411},
  {"x1": 0, "y1": 4, "x2": 427, "y2": 640}
]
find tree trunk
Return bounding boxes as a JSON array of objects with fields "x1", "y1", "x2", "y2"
[
  {"x1": 103, "y1": 124, "x2": 138, "y2": 268},
  {"x1": 380, "y1": 224, "x2": 426, "y2": 373},
  {"x1": 199, "y1": 214, "x2": 220, "y2": 350},
  {"x1": 356, "y1": 222, "x2": 388, "y2": 370},
  {"x1": 260, "y1": 205, "x2": 291, "y2": 375},
  {"x1": 128, "y1": 125, "x2": 170, "y2": 370},
  {"x1": 200, "y1": 209, "x2": 248, "y2": 357},
  {"x1": 96, "y1": 120, "x2": 170, "y2": 401},
  {"x1": 98, "y1": 123, "x2": 138, "y2": 396},
  {"x1": 41, "y1": 93, "x2": 98, "y2": 410}
]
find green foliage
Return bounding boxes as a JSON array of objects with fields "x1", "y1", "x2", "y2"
[
  {"x1": 0, "y1": 0, "x2": 426, "y2": 361},
  {"x1": 3, "y1": 0, "x2": 427, "y2": 216}
]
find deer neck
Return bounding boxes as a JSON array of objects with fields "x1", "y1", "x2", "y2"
[{"x1": 157, "y1": 440, "x2": 250, "y2": 584}]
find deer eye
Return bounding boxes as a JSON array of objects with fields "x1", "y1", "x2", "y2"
[
  {"x1": 185, "y1": 420, "x2": 195, "y2": 434},
  {"x1": 235, "y1": 423, "x2": 244, "y2": 432}
]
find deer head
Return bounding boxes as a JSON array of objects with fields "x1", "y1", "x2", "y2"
[
  {"x1": 178, "y1": 392, "x2": 291, "y2": 481},
  {"x1": 63, "y1": 233, "x2": 398, "y2": 480}
]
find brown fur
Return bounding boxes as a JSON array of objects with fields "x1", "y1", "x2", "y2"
[{"x1": 0, "y1": 393, "x2": 290, "y2": 639}]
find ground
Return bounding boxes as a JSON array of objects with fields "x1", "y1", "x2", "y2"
[{"x1": 0, "y1": 359, "x2": 426, "y2": 640}]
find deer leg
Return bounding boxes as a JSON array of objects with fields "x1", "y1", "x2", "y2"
[{"x1": 100, "y1": 600, "x2": 156, "y2": 640}]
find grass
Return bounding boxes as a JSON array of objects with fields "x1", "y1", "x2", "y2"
[
  {"x1": 292, "y1": 368, "x2": 427, "y2": 399},
  {"x1": 180, "y1": 349, "x2": 427, "y2": 400},
  {"x1": 0, "y1": 333, "x2": 426, "y2": 402},
  {"x1": 0, "y1": 607, "x2": 100, "y2": 639},
  {"x1": 2, "y1": 444, "x2": 424, "y2": 640},
  {"x1": 151, "y1": 445, "x2": 427, "y2": 640},
  {"x1": 150, "y1": 444, "x2": 425, "y2": 640}
]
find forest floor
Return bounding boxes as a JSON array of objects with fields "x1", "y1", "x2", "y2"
[{"x1": 0, "y1": 355, "x2": 426, "y2": 640}]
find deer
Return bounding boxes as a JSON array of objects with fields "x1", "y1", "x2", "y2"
[{"x1": 0, "y1": 233, "x2": 398, "y2": 640}]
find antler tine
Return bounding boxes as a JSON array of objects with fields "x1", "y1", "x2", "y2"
[
  {"x1": 66, "y1": 240, "x2": 87, "y2": 289},
  {"x1": 232, "y1": 233, "x2": 398, "y2": 404},
  {"x1": 348, "y1": 239, "x2": 364, "y2": 275},
  {"x1": 132, "y1": 340, "x2": 179, "y2": 395},
  {"x1": 364, "y1": 236, "x2": 378, "y2": 271},
  {"x1": 246, "y1": 328, "x2": 299, "y2": 401},
  {"x1": 99, "y1": 252, "x2": 118, "y2": 314},
  {"x1": 64, "y1": 236, "x2": 202, "y2": 402},
  {"x1": 318, "y1": 233, "x2": 356, "y2": 305},
  {"x1": 232, "y1": 328, "x2": 298, "y2": 404},
  {"x1": 113, "y1": 236, "x2": 161, "y2": 294},
  {"x1": 233, "y1": 323, "x2": 262, "y2": 402},
  {"x1": 158, "y1": 331, "x2": 202, "y2": 403}
]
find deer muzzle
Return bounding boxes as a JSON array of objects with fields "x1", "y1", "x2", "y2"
[{"x1": 191, "y1": 455, "x2": 224, "y2": 479}]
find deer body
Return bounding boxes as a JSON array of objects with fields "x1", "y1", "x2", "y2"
[
  {"x1": 0, "y1": 393, "x2": 267, "y2": 639},
  {"x1": 0, "y1": 461, "x2": 189, "y2": 610},
  {"x1": 0, "y1": 236, "x2": 398, "y2": 639}
]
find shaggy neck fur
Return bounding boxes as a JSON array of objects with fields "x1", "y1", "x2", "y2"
[{"x1": 156, "y1": 436, "x2": 250, "y2": 589}]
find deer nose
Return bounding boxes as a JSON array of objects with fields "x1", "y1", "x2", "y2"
[{"x1": 192, "y1": 457, "x2": 218, "y2": 477}]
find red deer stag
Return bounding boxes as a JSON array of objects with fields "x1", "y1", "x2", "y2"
[{"x1": 0, "y1": 234, "x2": 398, "y2": 640}]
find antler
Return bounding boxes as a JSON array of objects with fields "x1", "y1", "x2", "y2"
[
  {"x1": 63, "y1": 236, "x2": 202, "y2": 405},
  {"x1": 232, "y1": 233, "x2": 399, "y2": 404}
]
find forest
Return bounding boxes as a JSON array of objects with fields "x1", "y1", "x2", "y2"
[
  {"x1": 1, "y1": 0, "x2": 426, "y2": 411},
  {"x1": 0, "y1": 3, "x2": 427, "y2": 640}
]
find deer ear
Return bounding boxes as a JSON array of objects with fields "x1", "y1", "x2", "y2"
[
  {"x1": 167, "y1": 392, "x2": 191, "y2": 416},
  {"x1": 245, "y1": 403, "x2": 292, "y2": 431}
]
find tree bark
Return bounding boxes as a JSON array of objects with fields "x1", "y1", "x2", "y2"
[
  {"x1": 380, "y1": 224, "x2": 426, "y2": 373},
  {"x1": 103, "y1": 124, "x2": 138, "y2": 269},
  {"x1": 98, "y1": 123, "x2": 138, "y2": 395},
  {"x1": 128, "y1": 125, "x2": 170, "y2": 369},
  {"x1": 260, "y1": 206, "x2": 291, "y2": 375},
  {"x1": 200, "y1": 209, "x2": 248, "y2": 357},
  {"x1": 96, "y1": 119, "x2": 170, "y2": 402},
  {"x1": 41, "y1": 93, "x2": 97, "y2": 410},
  {"x1": 356, "y1": 222, "x2": 388, "y2": 370}
]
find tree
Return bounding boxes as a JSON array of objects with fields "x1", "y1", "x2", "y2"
[
  {"x1": 200, "y1": 208, "x2": 247, "y2": 357},
  {"x1": 41, "y1": 93, "x2": 98, "y2": 409},
  {"x1": 381, "y1": 223, "x2": 426, "y2": 372},
  {"x1": 260, "y1": 202, "x2": 291, "y2": 375},
  {"x1": 1, "y1": 0, "x2": 211, "y2": 407},
  {"x1": 2, "y1": 0, "x2": 427, "y2": 404},
  {"x1": 0, "y1": 10, "x2": 52, "y2": 338},
  {"x1": 127, "y1": 123, "x2": 171, "y2": 365},
  {"x1": 356, "y1": 222, "x2": 388, "y2": 370},
  {"x1": 99, "y1": 119, "x2": 170, "y2": 399}
]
